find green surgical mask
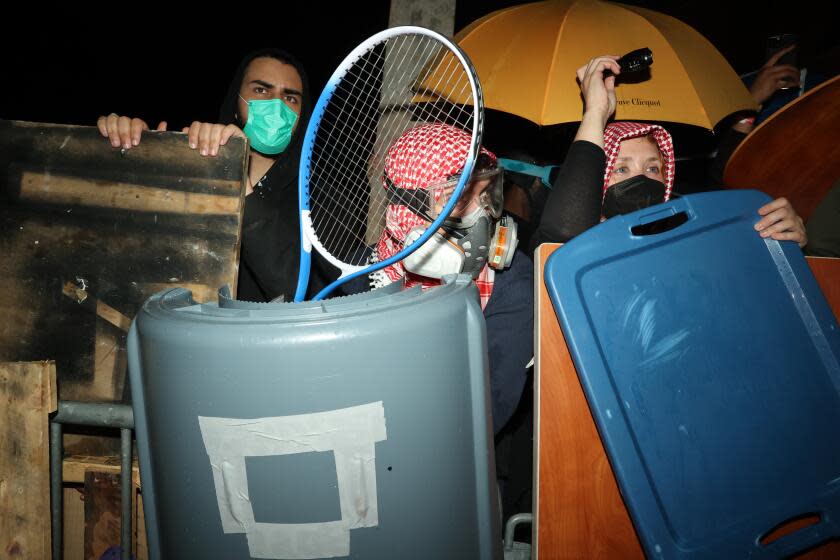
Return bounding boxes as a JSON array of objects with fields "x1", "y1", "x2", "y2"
[{"x1": 239, "y1": 96, "x2": 298, "y2": 155}]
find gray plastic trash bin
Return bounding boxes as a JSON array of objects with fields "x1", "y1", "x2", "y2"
[{"x1": 127, "y1": 275, "x2": 501, "y2": 560}]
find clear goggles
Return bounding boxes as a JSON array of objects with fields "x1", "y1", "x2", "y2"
[{"x1": 386, "y1": 167, "x2": 504, "y2": 222}]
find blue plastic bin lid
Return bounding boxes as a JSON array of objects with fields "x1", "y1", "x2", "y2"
[{"x1": 544, "y1": 190, "x2": 840, "y2": 559}]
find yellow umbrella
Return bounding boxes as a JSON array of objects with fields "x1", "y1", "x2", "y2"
[{"x1": 421, "y1": 0, "x2": 757, "y2": 129}]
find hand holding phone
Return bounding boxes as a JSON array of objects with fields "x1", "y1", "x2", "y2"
[
  {"x1": 766, "y1": 34, "x2": 798, "y2": 89},
  {"x1": 766, "y1": 33, "x2": 798, "y2": 67}
]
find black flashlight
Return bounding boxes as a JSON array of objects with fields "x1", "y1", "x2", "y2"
[{"x1": 617, "y1": 47, "x2": 653, "y2": 73}]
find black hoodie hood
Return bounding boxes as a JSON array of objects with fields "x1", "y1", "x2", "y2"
[{"x1": 218, "y1": 48, "x2": 311, "y2": 180}]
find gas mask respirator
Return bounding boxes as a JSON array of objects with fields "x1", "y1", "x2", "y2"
[{"x1": 387, "y1": 167, "x2": 518, "y2": 280}]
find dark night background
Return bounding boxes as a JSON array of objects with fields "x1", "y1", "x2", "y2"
[{"x1": 1, "y1": 1, "x2": 835, "y2": 166}]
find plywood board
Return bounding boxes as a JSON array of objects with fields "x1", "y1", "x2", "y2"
[{"x1": 0, "y1": 120, "x2": 247, "y2": 401}]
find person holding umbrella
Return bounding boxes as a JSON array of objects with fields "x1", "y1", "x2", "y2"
[{"x1": 530, "y1": 55, "x2": 808, "y2": 250}]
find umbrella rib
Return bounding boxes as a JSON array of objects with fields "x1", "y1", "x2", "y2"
[
  {"x1": 541, "y1": 0, "x2": 577, "y2": 125},
  {"x1": 630, "y1": 6, "x2": 712, "y2": 129},
  {"x1": 455, "y1": 2, "x2": 525, "y2": 42}
]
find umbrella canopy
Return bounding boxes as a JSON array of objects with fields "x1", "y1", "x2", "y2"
[{"x1": 423, "y1": 0, "x2": 757, "y2": 129}]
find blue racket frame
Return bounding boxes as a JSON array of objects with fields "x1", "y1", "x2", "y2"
[{"x1": 294, "y1": 26, "x2": 483, "y2": 302}]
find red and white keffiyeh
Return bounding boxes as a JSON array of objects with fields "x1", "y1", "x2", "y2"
[
  {"x1": 373, "y1": 123, "x2": 497, "y2": 309},
  {"x1": 602, "y1": 121, "x2": 675, "y2": 203}
]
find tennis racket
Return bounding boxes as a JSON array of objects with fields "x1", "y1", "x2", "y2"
[{"x1": 294, "y1": 25, "x2": 484, "y2": 301}]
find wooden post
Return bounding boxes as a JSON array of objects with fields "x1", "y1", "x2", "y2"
[
  {"x1": 388, "y1": 0, "x2": 454, "y2": 34},
  {"x1": 0, "y1": 361, "x2": 57, "y2": 559},
  {"x1": 371, "y1": 0, "x2": 456, "y2": 244}
]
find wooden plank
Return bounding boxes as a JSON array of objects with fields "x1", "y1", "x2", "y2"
[
  {"x1": 136, "y1": 493, "x2": 148, "y2": 560},
  {"x1": 63, "y1": 433, "x2": 121, "y2": 460},
  {"x1": 0, "y1": 361, "x2": 57, "y2": 559},
  {"x1": 63, "y1": 455, "x2": 140, "y2": 488},
  {"x1": 84, "y1": 471, "x2": 123, "y2": 560},
  {"x1": 63, "y1": 457, "x2": 145, "y2": 560},
  {"x1": 20, "y1": 171, "x2": 241, "y2": 215},
  {"x1": 64, "y1": 486, "x2": 85, "y2": 560},
  {"x1": 534, "y1": 246, "x2": 840, "y2": 558},
  {"x1": 62, "y1": 281, "x2": 132, "y2": 333},
  {"x1": 1, "y1": 120, "x2": 247, "y2": 188},
  {"x1": 534, "y1": 246, "x2": 643, "y2": 559},
  {"x1": 0, "y1": 119, "x2": 247, "y2": 403}
]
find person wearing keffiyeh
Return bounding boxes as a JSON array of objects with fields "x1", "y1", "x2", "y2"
[
  {"x1": 366, "y1": 123, "x2": 534, "y2": 436},
  {"x1": 530, "y1": 54, "x2": 808, "y2": 250},
  {"x1": 372, "y1": 123, "x2": 499, "y2": 309}
]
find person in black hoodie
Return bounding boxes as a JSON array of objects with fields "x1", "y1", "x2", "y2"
[{"x1": 97, "y1": 49, "x2": 338, "y2": 301}]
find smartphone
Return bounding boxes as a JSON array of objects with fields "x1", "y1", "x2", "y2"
[{"x1": 766, "y1": 33, "x2": 798, "y2": 67}]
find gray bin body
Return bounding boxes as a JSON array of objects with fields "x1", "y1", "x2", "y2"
[{"x1": 127, "y1": 277, "x2": 501, "y2": 559}]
